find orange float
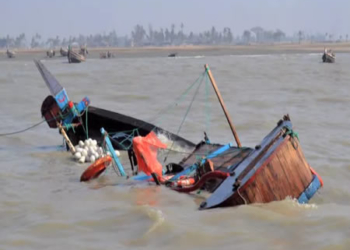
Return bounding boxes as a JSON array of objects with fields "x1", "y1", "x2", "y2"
[
  {"x1": 310, "y1": 166, "x2": 324, "y2": 187},
  {"x1": 80, "y1": 155, "x2": 112, "y2": 182}
]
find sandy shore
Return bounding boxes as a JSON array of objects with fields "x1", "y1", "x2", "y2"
[{"x1": 1, "y1": 42, "x2": 350, "y2": 57}]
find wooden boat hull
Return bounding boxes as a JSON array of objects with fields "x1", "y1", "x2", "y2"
[
  {"x1": 47, "y1": 50, "x2": 55, "y2": 58},
  {"x1": 6, "y1": 51, "x2": 15, "y2": 58},
  {"x1": 322, "y1": 53, "x2": 335, "y2": 63},
  {"x1": 60, "y1": 48, "x2": 68, "y2": 57},
  {"x1": 200, "y1": 115, "x2": 321, "y2": 209},
  {"x1": 64, "y1": 105, "x2": 196, "y2": 150},
  {"x1": 68, "y1": 51, "x2": 85, "y2": 63}
]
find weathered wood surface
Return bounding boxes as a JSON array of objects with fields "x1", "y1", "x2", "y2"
[{"x1": 226, "y1": 135, "x2": 313, "y2": 206}]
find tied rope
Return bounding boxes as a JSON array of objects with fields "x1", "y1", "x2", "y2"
[{"x1": 163, "y1": 72, "x2": 205, "y2": 163}]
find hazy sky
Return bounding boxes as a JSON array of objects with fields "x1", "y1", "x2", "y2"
[{"x1": 1, "y1": 0, "x2": 349, "y2": 38}]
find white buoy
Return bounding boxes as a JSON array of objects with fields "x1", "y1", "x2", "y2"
[
  {"x1": 79, "y1": 140, "x2": 84, "y2": 147},
  {"x1": 74, "y1": 152, "x2": 82, "y2": 159},
  {"x1": 90, "y1": 155, "x2": 96, "y2": 162},
  {"x1": 115, "y1": 150, "x2": 120, "y2": 156},
  {"x1": 78, "y1": 156, "x2": 86, "y2": 163},
  {"x1": 82, "y1": 149, "x2": 88, "y2": 157},
  {"x1": 94, "y1": 152, "x2": 99, "y2": 159}
]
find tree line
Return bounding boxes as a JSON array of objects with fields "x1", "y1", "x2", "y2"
[{"x1": 0, "y1": 25, "x2": 349, "y2": 49}]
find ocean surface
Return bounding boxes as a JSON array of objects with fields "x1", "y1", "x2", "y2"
[{"x1": 1, "y1": 51, "x2": 350, "y2": 250}]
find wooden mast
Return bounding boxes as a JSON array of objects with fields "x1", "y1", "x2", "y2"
[{"x1": 204, "y1": 64, "x2": 242, "y2": 147}]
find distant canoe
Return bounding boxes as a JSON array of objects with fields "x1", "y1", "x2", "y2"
[
  {"x1": 68, "y1": 50, "x2": 85, "y2": 63},
  {"x1": 60, "y1": 48, "x2": 68, "y2": 57},
  {"x1": 47, "y1": 50, "x2": 55, "y2": 58},
  {"x1": 168, "y1": 53, "x2": 177, "y2": 57},
  {"x1": 6, "y1": 49, "x2": 16, "y2": 58},
  {"x1": 322, "y1": 48, "x2": 335, "y2": 63}
]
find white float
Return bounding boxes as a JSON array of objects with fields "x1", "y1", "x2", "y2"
[{"x1": 73, "y1": 138, "x2": 120, "y2": 163}]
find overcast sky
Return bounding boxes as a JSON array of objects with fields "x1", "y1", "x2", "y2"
[{"x1": 1, "y1": 0, "x2": 349, "y2": 38}]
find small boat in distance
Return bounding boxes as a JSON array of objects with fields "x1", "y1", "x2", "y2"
[
  {"x1": 322, "y1": 48, "x2": 335, "y2": 63},
  {"x1": 60, "y1": 47, "x2": 68, "y2": 57},
  {"x1": 168, "y1": 53, "x2": 177, "y2": 57},
  {"x1": 6, "y1": 49, "x2": 16, "y2": 58},
  {"x1": 79, "y1": 45, "x2": 88, "y2": 57},
  {"x1": 46, "y1": 49, "x2": 55, "y2": 58}
]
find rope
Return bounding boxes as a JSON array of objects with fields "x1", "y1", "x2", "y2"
[
  {"x1": 163, "y1": 74, "x2": 205, "y2": 162},
  {"x1": 0, "y1": 119, "x2": 46, "y2": 136},
  {"x1": 285, "y1": 128, "x2": 299, "y2": 141},
  {"x1": 148, "y1": 72, "x2": 206, "y2": 126},
  {"x1": 85, "y1": 106, "x2": 89, "y2": 139}
]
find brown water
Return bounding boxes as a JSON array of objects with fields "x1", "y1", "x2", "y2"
[{"x1": 1, "y1": 52, "x2": 350, "y2": 250}]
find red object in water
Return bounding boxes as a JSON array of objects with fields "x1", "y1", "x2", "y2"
[
  {"x1": 171, "y1": 171, "x2": 229, "y2": 193},
  {"x1": 80, "y1": 155, "x2": 112, "y2": 182},
  {"x1": 132, "y1": 131, "x2": 167, "y2": 178}
]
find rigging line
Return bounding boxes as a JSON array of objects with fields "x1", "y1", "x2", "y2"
[
  {"x1": 147, "y1": 71, "x2": 206, "y2": 125},
  {"x1": 163, "y1": 72, "x2": 205, "y2": 162},
  {"x1": 0, "y1": 119, "x2": 46, "y2": 136},
  {"x1": 0, "y1": 111, "x2": 72, "y2": 137},
  {"x1": 105, "y1": 72, "x2": 206, "y2": 150}
]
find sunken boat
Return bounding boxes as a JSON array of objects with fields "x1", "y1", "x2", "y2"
[
  {"x1": 35, "y1": 60, "x2": 195, "y2": 151},
  {"x1": 80, "y1": 64, "x2": 323, "y2": 209},
  {"x1": 6, "y1": 49, "x2": 16, "y2": 58},
  {"x1": 60, "y1": 47, "x2": 68, "y2": 57},
  {"x1": 322, "y1": 48, "x2": 335, "y2": 63}
]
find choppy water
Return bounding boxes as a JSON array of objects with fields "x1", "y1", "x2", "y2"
[{"x1": 1, "y1": 52, "x2": 350, "y2": 250}]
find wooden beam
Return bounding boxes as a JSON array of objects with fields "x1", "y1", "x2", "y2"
[{"x1": 204, "y1": 64, "x2": 242, "y2": 147}]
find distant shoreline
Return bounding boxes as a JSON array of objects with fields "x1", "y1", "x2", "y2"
[{"x1": 1, "y1": 42, "x2": 350, "y2": 56}]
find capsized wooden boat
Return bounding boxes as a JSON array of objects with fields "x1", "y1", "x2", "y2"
[
  {"x1": 322, "y1": 48, "x2": 335, "y2": 63},
  {"x1": 60, "y1": 47, "x2": 68, "y2": 56},
  {"x1": 200, "y1": 114, "x2": 323, "y2": 209},
  {"x1": 46, "y1": 49, "x2": 55, "y2": 58},
  {"x1": 80, "y1": 64, "x2": 323, "y2": 209},
  {"x1": 6, "y1": 49, "x2": 16, "y2": 58},
  {"x1": 68, "y1": 50, "x2": 85, "y2": 63},
  {"x1": 34, "y1": 60, "x2": 195, "y2": 151}
]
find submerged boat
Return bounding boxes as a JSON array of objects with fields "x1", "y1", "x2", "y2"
[
  {"x1": 35, "y1": 60, "x2": 195, "y2": 150},
  {"x1": 60, "y1": 47, "x2": 68, "y2": 57},
  {"x1": 80, "y1": 64, "x2": 323, "y2": 209},
  {"x1": 6, "y1": 49, "x2": 15, "y2": 58},
  {"x1": 322, "y1": 48, "x2": 335, "y2": 63}
]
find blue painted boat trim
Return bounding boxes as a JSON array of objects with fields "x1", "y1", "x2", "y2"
[
  {"x1": 298, "y1": 174, "x2": 321, "y2": 204},
  {"x1": 101, "y1": 127, "x2": 127, "y2": 177},
  {"x1": 168, "y1": 143, "x2": 233, "y2": 182},
  {"x1": 55, "y1": 88, "x2": 69, "y2": 110}
]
